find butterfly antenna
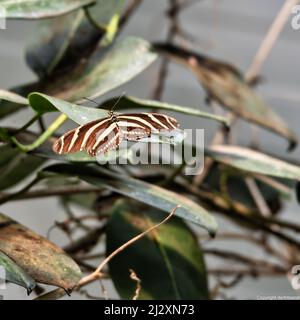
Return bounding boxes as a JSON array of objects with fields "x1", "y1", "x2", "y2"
[
  {"x1": 110, "y1": 91, "x2": 126, "y2": 113},
  {"x1": 83, "y1": 97, "x2": 98, "y2": 106}
]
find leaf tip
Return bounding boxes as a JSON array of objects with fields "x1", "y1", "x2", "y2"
[{"x1": 288, "y1": 139, "x2": 297, "y2": 152}]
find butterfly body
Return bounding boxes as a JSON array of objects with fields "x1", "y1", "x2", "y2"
[{"x1": 53, "y1": 112, "x2": 179, "y2": 156}]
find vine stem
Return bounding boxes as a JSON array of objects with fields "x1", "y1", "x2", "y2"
[{"x1": 11, "y1": 113, "x2": 68, "y2": 152}]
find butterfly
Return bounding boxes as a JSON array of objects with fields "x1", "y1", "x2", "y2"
[{"x1": 53, "y1": 111, "x2": 179, "y2": 156}]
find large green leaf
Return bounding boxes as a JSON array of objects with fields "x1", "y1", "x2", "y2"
[
  {"x1": 25, "y1": 0, "x2": 125, "y2": 77},
  {"x1": 28, "y1": 92, "x2": 228, "y2": 128},
  {"x1": 43, "y1": 164, "x2": 218, "y2": 236},
  {"x1": 1, "y1": 0, "x2": 95, "y2": 19},
  {"x1": 207, "y1": 145, "x2": 300, "y2": 180},
  {"x1": 155, "y1": 44, "x2": 297, "y2": 149},
  {"x1": 0, "y1": 144, "x2": 45, "y2": 191},
  {"x1": 0, "y1": 37, "x2": 157, "y2": 119},
  {"x1": 0, "y1": 213, "x2": 82, "y2": 291},
  {"x1": 107, "y1": 200, "x2": 209, "y2": 299},
  {"x1": 36, "y1": 37, "x2": 157, "y2": 102},
  {"x1": 100, "y1": 95, "x2": 230, "y2": 127},
  {"x1": 28, "y1": 92, "x2": 108, "y2": 123},
  {"x1": 0, "y1": 251, "x2": 36, "y2": 294}
]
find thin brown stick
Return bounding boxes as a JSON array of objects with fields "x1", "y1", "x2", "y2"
[
  {"x1": 0, "y1": 186, "x2": 101, "y2": 201},
  {"x1": 119, "y1": 0, "x2": 143, "y2": 28},
  {"x1": 78, "y1": 205, "x2": 180, "y2": 287},
  {"x1": 205, "y1": 248, "x2": 286, "y2": 272},
  {"x1": 129, "y1": 269, "x2": 142, "y2": 300},
  {"x1": 152, "y1": 0, "x2": 181, "y2": 100},
  {"x1": 208, "y1": 268, "x2": 286, "y2": 277},
  {"x1": 244, "y1": 176, "x2": 271, "y2": 217},
  {"x1": 246, "y1": 0, "x2": 300, "y2": 82}
]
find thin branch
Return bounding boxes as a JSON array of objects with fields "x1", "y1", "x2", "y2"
[
  {"x1": 208, "y1": 268, "x2": 286, "y2": 277},
  {"x1": 246, "y1": 0, "x2": 300, "y2": 82},
  {"x1": 129, "y1": 269, "x2": 142, "y2": 300},
  {"x1": 245, "y1": 176, "x2": 271, "y2": 217},
  {"x1": 151, "y1": 0, "x2": 181, "y2": 100},
  {"x1": 205, "y1": 248, "x2": 286, "y2": 273},
  {"x1": 0, "y1": 186, "x2": 101, "y2": 201},
  {"x1": 119, "y1": 0, "x2": 143, "y2": 28},
  {"x1": 78, "y1": 205, "x2": 180, "y2": 287}
]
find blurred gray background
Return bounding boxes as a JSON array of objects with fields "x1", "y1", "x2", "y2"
[{"x1": 0, "y1": 0, "x2": 300, "y2": 299}]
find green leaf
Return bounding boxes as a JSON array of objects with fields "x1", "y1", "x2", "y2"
[
  {"x1": 26, "y1": 9, "x2": 86, "y2": 78},
  {"x1": 0, "y1": 83, "x2": 36, "y2": 119},
  {"x1": 28, "y1": 93, "x2": 222, "y2": 138},
  {"x1": 0, "y1": 89, "x2": 28, "y2": 105},
  {"x1": 43, "y1": 164, "x2": 218, "y2": 236},
  {"x1": 1, "y1": 37, "x2": 156, "y2": 118},
  {"x1": 28, "y1": 92, "x2": 108, "y2": 124},
  {"x1": 0, "y1": 251, "x2": 36, "y2": 294},
  {"x1": 155, "y1": 44, "x2": 297, "y2": 149},
  {"x1": 2, "y1": 0, "x2": 96, "y2": 19},
  {"x1": 38, "y1": 36, "x2": 157, "y2": 102},
  {"x1": 207, "y1": 145, "x2": 300, "y2": 181},
  {"x1": 203, "y1": 163, "x2": 291, "y2": 213},
  {"x1": 100, "y1": 95, "x2": 230, "y2": 127},
  {"x1": 107, "y1": 200, "x2": 209, "y2": 299},
  {"x1": 0, "y1": 213, "x2": 82, "y2": 291},
  {"x1": 25, "y1": 0, "x2": 125, "y2": 77},
  {"x1": 0, "y1": 144, "x2": 45, "y2": 191}
]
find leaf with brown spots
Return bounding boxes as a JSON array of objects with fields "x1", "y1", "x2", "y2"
[
  {"x1": 0, "y1": 214, "x2": 82, "y2": 292},
  {"x1": 154, "y1": 43, "x2": 297, "y2": 150},
  {"x1": 0, "y1": 251, "x2": 36, "y2": 294}
]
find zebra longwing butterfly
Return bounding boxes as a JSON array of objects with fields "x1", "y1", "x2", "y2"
[{"x1": 53, "y1": 111, "x2": 179, "y2": 156}]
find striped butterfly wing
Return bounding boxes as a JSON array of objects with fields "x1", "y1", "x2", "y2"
[
  {"x1": 53, "y1": 112, "x2": 179, "y2": 156},
  {"x1": 117, "y1": 113, "x2": 179, "y2": 141},
  {"x1": 53, "y1": 117, "x2": 123, "y2": 156}
]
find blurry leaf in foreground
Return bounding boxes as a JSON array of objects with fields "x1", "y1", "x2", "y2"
[
  {"x1": 0, "y1": 89, "x2": 28, "y2": 105},
  {"x1": 0, "y1": 213, "x2": 82, "y2": 291},
  {"x1": 154, "y1": 43, "x2": 297, "y2": 150},
  {"x1": 207, "y1": 145, "x2": 300, "y2": 180},
  {"x1": 0, "y1": 251, "x2": 36, "y2": 294},
  {"x1": 0, "y1": 37, "x2": 157, "y2": 118},
  {"x1": 26, "y1": 9, "x2": 90, "y2": 78},
  {"x1": 106, "y1": 200, "x2": 209, "y2": 299},
  {"x1": 2, "y1": 0, "x2": 95, "y2": 19},
  {"x1": 0, "y1": 144, "x2": 45, "y2": 191},
  {"x1": 26, "y1": 0, "x2": 125, "y2": 77},
  {"x1": 36, "y1": 37, "x2": 157, "y2": 102},
  {"x1": 43, "y1": 164, "x2": 218, "y2": 236}
]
